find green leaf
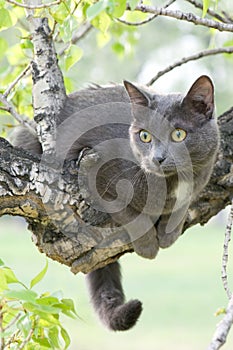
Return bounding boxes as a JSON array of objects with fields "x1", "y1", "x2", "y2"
[
  {"x1": 48, "y1": 326, "x2": 60, "y2": 348},
  {"x1": 65, "y1": 45, "x2": 83, "y2": 71},
  {"x1": 37, "y1": 312, "x2": 60, "y2": 326},
  {"x1": 52, "y1": 298, "x2": 77, "y2": 319},
  {"x1": 3, "y1": 267, "x2": 19, "y2": 284},
  {"x1": 37, "y1": 296, "x2": 59, "y2": 306},
  {"x1": 128, "y1": 0, "x2": 138, "y2": 10},
  {"x1": 112, "y1": 42, "x2": 125, "y2": 57},
  {"x1": 4, "y1": 289, "x2": 37, "y2": 303},
  {"x1": 20, "y1": 39, "x2": 33, "y2": 50},
  {"x1": 92, "y1": 11, "x2": 111, "y2": 33},
  {"x1": 0, "y1": 270, "x2": 8, "y2": 291},
  {"x1": 60, "y1": 15, "x2": 78, "y2": 43},
  {"x1": 61, "y1": 299, "x2": 77, "y2": 316},
  {"x1": 0, "y1": 259, "x2": 4, "y2": 266},
  {"x1": 23, "y1": 301, "x2": 61, "y2": 315},
  {"x1": 17, "y1": 314, "x2": 32, "y2": 337},
  {"x1": 30, "y1": 260, "x2": 48, "y2": 289},
  {"x1": 61, "y1": 327, "x2": 71, "y2": 349},
  {"x1": 109, "y1": 0, "x2": 127, "y2": 18},
  {"x1": 86, "y1": 1, "x2": 108, "y2": 21},
  {"x1": 51, "y1": 2, "x2": 70, "y2": 23},
  {"x1": 97, "y1": 31, "x2": 111, "y2": 47},
  {"x1": 31, "y1": 336, "x2": 51, "y2": 348},
  {"x1": 0, "y1": 37, "x2": 8, "y2": 59},
  {"x1": 202, "y1": 0, "x2": 210, "y2": 17},
  {"x1": 0, "y1": 8, "x2": 12, "y2": 30}
]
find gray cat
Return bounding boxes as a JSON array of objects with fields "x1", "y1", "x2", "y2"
[{"x1": 11, "y1": 75, "x2": 219, "y2": 331}]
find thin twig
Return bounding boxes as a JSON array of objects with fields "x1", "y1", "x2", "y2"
[
  {"x1": 118, "y1": 0, "x2": 176, "y2": 26},
  {"x1": 4, "y1": 314, "x2": 21, "y2": 332},
  {"x1": 207, "y1": 295, "x2": 233, "y2": 350},
  {"x1": 0, "y1": 94, "x2": 36, "y2": 134},
  {"x1": 207, "y1": 200, "x2": 233, "y2": 349},
  {"x1": 222, "y1": 11, "x2": 233, "y2": 24},
  {"x1": 221, "y1": 200, "x2": 233, "y2": 299},
  {"x1": 0, "y1": 305, "x2": 4, "y2": 350},
  {"x1": 185, "y1": 0, "x2": 231, "y2": 24},
  {"x1": 58, "y1": 22, "x2": 92, "y2": 56},
  {"x1": 18, "y1": 328, "x2": 34, "y2": 350},
  {"x1": 6, "y1": 0, "x2": 61, "y2": 9},
  {"x1": 147, "y1": 46, "x2": 233, "y2": 86},
  {"x1": 117, "y1": 14, "x2": 158, "y2": 26},
  {"x1": 133, "y1": 4, "x2": 233, "y2": 32},
  {"x1": 3, "y1": 64, "x2": 31, "y2": 98},
  {"x1": 4, "y1": 330, "x2": 20, "y2": 348}
]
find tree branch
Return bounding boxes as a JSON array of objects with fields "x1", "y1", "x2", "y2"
[
  {"x1": 147, "y1": 46, "x2": 233, "y2": 86},
  {"x1": 0, "y1": 93, "x2": 36, "y2": 133},
  {"x1": 0, "y1": 103, "x2": 232, "y2": 274},
  {"x1": 6, "y1": 0, "x2": 61, "y2": 9},
  {"x1": 221, "y1": 199, "x2": 233, "y2": 300},
  {"x1": 185, "y1": 0, "x2": 231, "y2": 24},
  {"x1": 133, "y1": 4, "x2": 233, "y2": 32},
  {"x1": 207, "y1": 295, "x2": 233, "y2": 350},
  {"x1": 3, "y1": 64, "x2": 31, "y2": 98},
  {"x1": 117, "y1": 0, "x2": 176, "y2": 26}
]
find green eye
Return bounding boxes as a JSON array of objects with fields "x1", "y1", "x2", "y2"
[
  {"x1": 139, "y1": 130, "x2": 152, "y2": 143},
  {"x1": 171, "y1": 128, "x2": 187, "y2": 142}
]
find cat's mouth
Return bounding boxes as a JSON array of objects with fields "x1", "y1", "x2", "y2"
[{"x1": 141, "y1": 161, "x2": 176, "y2": 177}]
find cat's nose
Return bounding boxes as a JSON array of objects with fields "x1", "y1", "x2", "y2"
[{"x1": 153, "y1": 155, "x2": 165, "y2": 164}]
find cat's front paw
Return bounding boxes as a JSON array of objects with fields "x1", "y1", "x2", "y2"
[
  {"x1": 78, "y1": 148, "x2": 101, "y2": 170},
  {"x1": 157, "y1": 223, "x2": 183, "y2": 248},
  {"x1": 132, "y1": 228, "x2": 159, "y2": 259}
]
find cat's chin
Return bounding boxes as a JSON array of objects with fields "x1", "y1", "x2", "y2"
[
  {"x1": 142, "y1": 165, "x2": 176, "y2": 177},
  {"x1": 142, "y1": 165, "x2": 165, "y2": 177}
]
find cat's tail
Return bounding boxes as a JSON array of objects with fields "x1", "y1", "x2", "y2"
[{"x1": 86, "y1": 261, "x2": 142, "y2": 331}]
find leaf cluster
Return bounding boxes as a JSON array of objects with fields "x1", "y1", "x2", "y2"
[{"x1": 0, "y1": 259, "x2": 77, "y2": 350}]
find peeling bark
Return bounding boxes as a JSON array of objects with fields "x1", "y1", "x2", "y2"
[{"x1": 28, "y1": 17, "x2": 66, "y2": 155}]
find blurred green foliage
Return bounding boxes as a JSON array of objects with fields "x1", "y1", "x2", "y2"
[{"x1": 0, "y1": 258, "x2": 77, "y2": 349}]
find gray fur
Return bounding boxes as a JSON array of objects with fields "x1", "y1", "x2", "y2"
[{"x1": 10, "y1": 76, "x2": 219, "y2": 331}]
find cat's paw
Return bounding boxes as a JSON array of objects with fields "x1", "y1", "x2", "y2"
[
  {"x1": 157, "y1": 215, "x2": 186, "y2": 248},
  {"x1": 78, "y1": 148, "x2": 101, "y2": 170},
  {"x1": 157, "y1": 226, "x2": 182, "y2": 248},
  {"x1": 132, "y1": 229, "x2": 159, "y2": 259}
]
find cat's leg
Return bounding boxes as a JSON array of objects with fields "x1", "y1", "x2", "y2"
[
  {"x1": 86, "y1": 261, "x2": 142, "y2": 331},
  {"x1": 79, "y1": 150, "x2": 159, "y2": 259},
  {"x1": 113, "y1": 208, "x2": 159, "y2": 259},
  {"x1": 157, "y1": 214, "x2": 186, "y2": 248},
  {"x1": 132, "y1": 225, "x2": 159, "y2": 259}
]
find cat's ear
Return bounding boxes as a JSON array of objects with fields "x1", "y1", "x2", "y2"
[
  {"x1": 123, "y1": 81, "x2": 151, "y2": 107},
  {"x1": 183, "y1": 75, "x2": 214, "y2": 119}
]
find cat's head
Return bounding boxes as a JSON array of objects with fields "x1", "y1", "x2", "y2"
[{"x1": 124, "y1": 76, "x2": 219, "y2": 177}]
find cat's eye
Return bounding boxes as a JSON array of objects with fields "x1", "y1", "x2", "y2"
[
  {"x1": 139, "y1": 130, "x2": 152, "y2": 143},
  {"x1": 171, "y1": 128, "x2": 187, "y2": 142}
]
